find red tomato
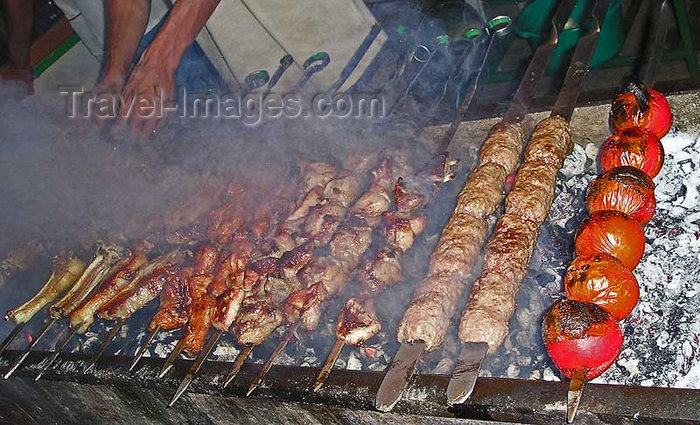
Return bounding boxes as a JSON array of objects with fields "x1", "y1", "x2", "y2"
[
  {"x1": 600, "y1": 128, "x2": 664, "y2": 178},
  {"x1": 586, "y1": 166, "x2": 656, "y2": 224},
  {"x1": 610, "y1": 78, "x2": 672, "y2": 139},
  {"x1": 564, "y1": 253, "x2": 640, "y2": 320},
  {"x1": 574, "y1": 211, "x2": 645, "y2": 269},
  {"x1": 542, "y1": 299, "x2": 623, "y2": 380}
]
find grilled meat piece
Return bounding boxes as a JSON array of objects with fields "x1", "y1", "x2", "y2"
[
  {"x1": 212, "y1": 286, "x2": 246, "y2": 332},
  {"x1": 356, "y1": 247, "x2": 403, "y2": 294},
  {"x1": 193, "y1": 244, "x2": 219, "y2": 276},
  {"x1": 182, "y1": 293, "x2": 217, "y2": 356},
  {"x1": 50, "y1": 244, "x2": 125, "y2": 319},
  {"x1": 382, "y1": 212, "x2": 427, "y2": 253},
  {"x1": 6, "y1": 254, "x2": 85, "y2": 325},
  {"x1": 337, "y1": 297, "x2": 380, "y2": 346},
  {"x1": 301, "y1": 162, "x2": 336, "y2": 194},
  {"x1": 97, "y1": 263, "x2": 181, "y2": 321},
  {"x1": 234, "y1": 297, "x2": 283, "y2": 346},
  {"x1": 148, "y1": 267, "x2": 193, "y2": 332},
  {"x1": 69, "y1": 252, "x2": 147, "y2": 333}
]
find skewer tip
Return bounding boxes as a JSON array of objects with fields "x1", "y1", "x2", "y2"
[
  {"x1": 169, "y1": 373, "x2": 194, "y2": 407},
  {"x1": 567, "y1": 369, "x2": 586, "y2": 423}
]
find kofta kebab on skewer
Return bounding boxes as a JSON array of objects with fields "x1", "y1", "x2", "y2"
[
  {"x1": 375, "y1": 0, "x2": 579, "y2": 411},
  {"x1": 542, "y1": 1, "x2": 674, "y2": 422},
  {"x1": 446, "y1": 0, "x2": 609, "y2": 407}
]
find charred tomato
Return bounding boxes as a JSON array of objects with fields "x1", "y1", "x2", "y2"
[
  {"x1": 600, "y1": 127, "x2": 664, "y2": 178},
  {"x1": 586, "y1": 166, "x2": 656, "y2": 224},
  {"x1": 574, "y1": 211, "x2": 645, "y2": 270},
  {"x1": 610, "y1": 77, "x2": 672, "y2": 139},
  {"x1": 564, "y1": 253, "x2": 639, "y2": 320},
  {"x1": 542, "y1": 299, "x2": 623, "y2": 380}
]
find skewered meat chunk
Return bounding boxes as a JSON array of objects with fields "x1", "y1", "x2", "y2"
[
  {"x1": 304, "y1": 203, "x2": 347, "y2": 246},
  {"x1": 183, "y1": 293, "x2": 217, "y2": 356},
  {"x1": 349, "y1": 186, "x2": 392, "y2": 224},
  {"x1": 301, "y1": 162, "x2": 336, "y2": 193},
  {"x1": 457, "y1": 116, "x2": 571, "y2": 352},
  {"x1": 234, "y1": 297, "x2": 283, "y2": 345},
  {"x1": 193, "y1": 244, "x2": 219, "y2": 276},
  {"x1": 50, "y1": 244, "x2": 125, "y2": 319},
  {"x1": 212, "y1": 286, "x2": 246, "y2": 332},
  {"x1": 298, "y1": 257, "x2": 348, "y2": 299},
  {"x1": 149, "y1": 267, "x2": 192, "y2": 332},
  {"x1": 328, "y1": 224, "x2": 374, "y2": 271},
  {"x1": 356, "y1": 247, "x2": 403, "y2": 294},
  {"x1": 6, "y1": 254, "x2": 85, "y2": 325},
  {"x1": 322, "y1": 175, "x2": 363, "y2": 208},
  {"x1": 97, "y1": 263, "x2": 181, "y2": 321},
  {"x1": 69, "y1": 252, "x2": 147, "y2": 333},
  {"x1": 209, "y1": 235, "x2": 255, "y2": 296},
  {"x1": 382, "y1": 213, "x2": 427, "y2": 253},
  {"x1": 337, "y1": 297, "x2": 380, "y2": 346},
  {"x1": 398, "y1": 122, "x2": 525, "y2": 351}
]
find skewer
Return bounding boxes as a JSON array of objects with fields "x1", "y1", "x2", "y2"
[
  {"x1": 84, "y1": 318, "x2": 125, "y2": 373},
  {"x1": 129, "y1": 325, "x2": 161, "y2": 372},
  {"x1": 3, "y1": 318, "x2": 56, "y2": 379},
  {"x1": 294, "y1": 52, "x2": 331, "y2": 91},
  {"x1": 313, "y1": 339, "x2": 344, "y2": 392},
  {"x1": 567, "y1": 368, "x2": 586, "y2": 423},
  {"x1": 375, "y1": 341, "x2": 425, "y2": 412},
  {"x1": 263, "y1": 54, "x2": 294, "y2": 97},
  {"x1": 159, "y1": 334, "x2": 188, "y2": 378},
  {"x1": 444, "y1": 0, "x2": 580, "y2": 407},
  {"x1": 168, "y1": 329, "x2": 223, "y2": 406},
  {"x1": 0, "y1": 322, "x2": 26, "y2": 358},
  {"x1": 222, "y1": 345, "x2": 253, "y2": 388},
  {"x1": 34, "y1": 326, "x2": 78, "y2": 381},
  {"x1": 437, "y1": 16, "x2": 511, "y2": 151},
  {"x1": 246, "y1": 321, "x2": 300, "y2": 397},
  {"x1": 562, "y1": 2, "x2": 667, "y2": 422}
]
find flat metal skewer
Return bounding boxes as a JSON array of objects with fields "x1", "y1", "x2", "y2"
[
  {"x1": 169, "y1": 329, "x2": 223, "y2": 407},
  {"x1": 34, "y1": 326, "x2": 78, "y2": 381},
  {"x1": 246, "y1": 322, "x2": 300, "y2": 397},
  {"x1": 3, "y1": 318, "x2": 56, "y2": 379},
  {"x1": 375, "y1": 341, "x2": 425, "y2": 412},
  {"x1": 313, "y1": 339, "x2": 345, "y2": 392},
  {"x1": 84, "y1": 318, "x2": 125, "y2": 373},
  {"x1": 159, "y1": 334, "x2": 187, "y2": 378},
  {"x1": 129, "y1": 326, "x2": 161, "y2": 371},
  {"x1": 222, "y1": 345, "x2": 253, "y2": 388},
  {"x1": 0, "y1": 322, "x2": 26, "y2": 358}
]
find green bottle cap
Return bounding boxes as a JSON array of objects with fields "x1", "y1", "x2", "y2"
[
  {"x1": 463, "y1": 28, "x2": 483, "y2": 40},
  {"x1": 436, "y1": 34, "x2": 449, "y2": 45}
]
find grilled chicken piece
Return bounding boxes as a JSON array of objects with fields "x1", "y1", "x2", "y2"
[
  {"x1": 298, "y1": 257, "x2": 348, "y2": 298},
  {"x1": 322, "y1": 175, "x2": 362, "y2": 208},
  {"x1": 97, "y1": 263, "x2": 181, "y2": 321},
  {"x1": 50, "y1": 244, "x2": 125, "y2": 319},
  {"x1": 328, "y1": 224, "x2": 373, "y2": 271},
  {"x1": 209, "y1": 235, "x2": 254, "y2": 296},
  {"x1": 69, "y1": 252, "x2": 147, "y2": 333},
  {"x1": 301, "y1": 162, "x2": 336, "y2": 193},
  {"x1": 193, "y1": 244, "x2": 219, "y2": 276},
  {"x1": 337, "y1": 297, "x2": 380, "y2": 346},
  {"x1": 148, "y1": 267, "x2": 192, "y2": 332},
  {"x1": 212, "y1": 286, "x2": 246, "y2": 332},
  {"x1": 6, "y1": 254, "x2": 86, "y2": 325},
  {"x1": 279, "y1": 244, "x2": 313, "y2": 280},
  {"x1": 183, "y1": 293, "x2": 217, "y2": 356},
  {"x1": 241, "y1": 256, "x2": 280, "y2": 291},
  {"x1": 234, "y1": 297, "x2": 283, "y2": 346},
  {"x1": 282, "y1": 282, "x2": 324, "y2": 324},
  {"x1": 349, "y1": 186, "x2": 392, "y2": 225},
  {"x1": 304, "y1": 203, "x2": 346, "y2": 246},
  {"x1": 381, "y1": 213, "x2": 427, "y2": 253},
  {"x1": 356, "y1": 247, "x2": 403, "y2": 294}
]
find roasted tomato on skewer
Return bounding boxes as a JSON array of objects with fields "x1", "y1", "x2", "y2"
[
  {"x1": 610, "y1": 77, "x2": 672, "y2": 139},
  {"x1": 586, "y1": 166, "x2": 656, "y2": 225},
  {"x1": 564, "y1": 254, "x2": 639, "y2": 320},
  {"x1": 599, "y1": 128, "x2": 664, "y2": 178},
  {"x1": 574, "y1": 211, "x2": 645, "y2": 270},
  {"x1": 542, "y1": 299, "x2": 623, "y2": 380}
]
